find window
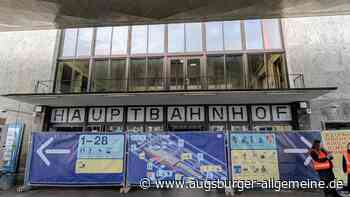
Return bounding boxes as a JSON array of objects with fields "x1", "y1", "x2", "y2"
[
  {"x1": 61, "y1": 29, "x2": 77, "y2": 57},
  {"x1": 92, "y1": 60, "x2": 109, "y2": 92},
  {"x1": 206, "y1": 22, "x2": 223, "y2": 51},
  {"x1": 95, "y1": 27, "x2": 112, "y2": 56},
  {"x1": 56, "y1": 60, "x2": 89, "y2": 93},
  {"x1": 226, "y1": 55, "x2": 244, "y2": 89},
  {"x1": 129, "y1": 59, "x2": 146, "y2": 91},
  {"x1": 207, "y1": 56, "x2": 225, "y2": 89},
  {"x1": 112, "y1": 26, "x2": 129, "y2": 55},
  {"x1": 263, "y1": 19, "x2": 282, "y2": 49},
  {"x1": 247, "y1": 54, "x2": 267, "y2": 89},
  {"x1": 147, "y1": 58, "x2": 164, "y2": 90},
  {"x1": 148, "y1": 25, "x2": 165, "y2": 53},
  {"x1": 224, "y1": 21, "x2": 242, "y2": 50},
  {"x1": 76, "y1": 28, "x2": 93, "y2": 56},
  {"x1": 111, "y1": 59, "x2": 126, "y2": 91},
  {"x1": 185, "y1": 23, "x2": 202, "y2": 52},
  {"x1": 244, "y1": 20, "x2": 263, "y2": 50},
  {"x1": 131, "y1": 25, "x2": 147, "y2": 54},
  {"x1": 266, "y1": 53, "x2": 287, "y2": 88},
  {"x1": 168, "y1": 23, "x2": 185, "y2": 53}
]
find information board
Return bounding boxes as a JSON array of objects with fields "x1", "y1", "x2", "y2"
[
  {"x1": 27, "y1": 132, "x2": 125, "y2": 186},
  {"x1": 127, "y1": 132, "x2": 228, "y2": 185}
]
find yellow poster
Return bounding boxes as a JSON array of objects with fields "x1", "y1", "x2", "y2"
[
  {"x1": 231, "y1": 150, "x2": 279, "y2": 181},
  {"x1": 322, "y1": 130, "x2": 350, "y2": 183}
]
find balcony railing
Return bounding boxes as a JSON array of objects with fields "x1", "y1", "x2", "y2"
[{"x1": 34, "y1": 74, "x2": 305, "y2": 94}]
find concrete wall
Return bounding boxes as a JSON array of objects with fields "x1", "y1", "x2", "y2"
[
  {"x1": 282, "y1": 15, "x2": 350, "y2": 130},
  {"x1": 0, "y1": 30, "x2": 59, "y2": 174}
]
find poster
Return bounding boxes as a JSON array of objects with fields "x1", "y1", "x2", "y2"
[
  {"x1": 28, "y1": 132, "x2": 125, "y2": 185},
  {"x1": 127, "y1": 132, "x2": 228, "y2": 185},
  {"x1": 276, "y1": 131, "x2": 320, "y2": 181},
  {"x1": 0, "y1": 123, "x2": 24, "y2": 173},
  {"x1": 321, "y1": 130, "x2": 350, "y2": 184},
  {"x1": 230, "y1": 133, "x2": 279, "y2": 181}
]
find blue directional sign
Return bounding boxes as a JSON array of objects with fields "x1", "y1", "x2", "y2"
[
  {"x1": 27, "y1": 132, "x2": 125, "y2": 186},
  {"x1": 127, "y1": 131, "x2": 228, "y2": 185},
  {"x1": 276, "y1": 131, "x2": 321, "y2": 181}
]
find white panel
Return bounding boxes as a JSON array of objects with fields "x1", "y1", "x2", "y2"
[
  {"x1": 186, "y1": 106, "x2": 204, "y2": 122},
  {"x1": 68, "y1": 108, "x2": 85, "y2": 123},
  {"x1": 272, "y1": 105, "x2": 292, "y2": 121},
  {"x1": 88, "y1": 107, "x2": 106, "y2": 123},
  {"x1": 146, "y1": 107, "x2": 163, "y2": 122},
  {"x1": 167, "y1": 106, "x2": 185, "y2": 122},
  {"x1": 127, "y1": 107, "x2": 145, "y2": 122},
  {"x1": 209, "y1": 106, "x2": 227, "y2": 122},
  {"x1": 50, "y1": 108, "x2": 68, "y2": 123},
  {"x1": 252, "y1": 105, "x2": 271, "y2": 121},
  {"x1": 106, "y1": 107, "x2": 124, "y2": 122},
  {"x1": 228, "y1": 105, "x2": 248, "y2": 122}
]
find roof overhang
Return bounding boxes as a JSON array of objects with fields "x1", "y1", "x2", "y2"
[
  {"x1": 1, "y1": 0, "x2": 350, "y2": 31},
  {"x1": 2, "y1": 88, "x2": 337, "y2": 107}
]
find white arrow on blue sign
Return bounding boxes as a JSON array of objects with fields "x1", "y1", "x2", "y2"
[{"x1": 36, "y1": 137, "x2": 71, "y2": 166}]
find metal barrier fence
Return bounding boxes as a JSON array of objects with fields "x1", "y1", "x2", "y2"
[{"x1": 23, "y1": 130, "x2": 349, "y2": 189}]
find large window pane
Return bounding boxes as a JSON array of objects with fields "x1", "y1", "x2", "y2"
[
  {"x1": 148, "y1": 25, "x2": 165, "y2": 53},
  {"x1": 92, "y1": 60, "x2": 109, "y2": 92},
  {"x1": 207, "y1": 56, "x2": 225, "y2": 89},
  {"x1": 206, "y1": 22, "x2": 223, "y2": 51},
  {"x1": 248, "y1": 54, "x2": 267, "y2": 89},
  {"x1": 147, "y1": 58, "x2": 164, "y2": 90},
  {"x1": 111, "y1": 59, "x2": 126, "y2": 91},
  {"x1": 95, "y1": 27, "x2": 112, "y2": 56},
  {"x1": 185, "y1": 23, "x2": 202, "y2": 52},
  {"x1": 168, "y1": 23, "x2": 185, "y2": 53},
  {"x1": 224, "y1": 21, "x2": 242, "y2": 50},
  {"x1": 226, "y1": 55, "x2": 244, "y2": 88},
  {"x1": 187, "y1": 58, "x2": 201, "y2": 89},
  {"x1": 112, "y1": 26, "x2": 129, "y2": 55},
  {"x1": 129, "y1": 59, "x2": 146, "y2": 91},
  {"x1": 131, "y1": 25, "x2": 147, "y2": 54},
  {"x1": 170, "y1": 59, "x2": 184, "y2": 90},
  {"x1": 56, "y1": 60, "x2": 89, "y2": 93},
  {"x1": 244, "y1": 20, "x2": 263, "y2": 50},
  {"x1": 61, "y1": 29, "x2": 77, "y2": 57},
  {"x1": 266, "y1": 54, "x2": 287, "y2": 88},
  {"x1": 76, "y1": 28, "x2": 93, "y2": 56},
  {"x1": 263, "y1": 19, "x2": 282, "y2": 49}
]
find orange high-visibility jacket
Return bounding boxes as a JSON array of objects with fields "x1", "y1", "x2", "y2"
[
  {"x1": 312, "y1": 150, "x2": 332, "y2": 171},
  {"x1": 343, "y1": 151, "x2": 350, "y2": 173}
]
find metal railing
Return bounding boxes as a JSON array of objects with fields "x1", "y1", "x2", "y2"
[{"x1": 34, "y1": 74, "x2": 305, "y2": 94}]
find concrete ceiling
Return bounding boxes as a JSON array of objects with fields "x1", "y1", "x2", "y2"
[{"x1": 1, "y1": 0, "x2": 350, "y2": 31}]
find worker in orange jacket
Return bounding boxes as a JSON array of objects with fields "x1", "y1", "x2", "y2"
[
  {"x1": 342, "y1": 142, "x2": 350, "y2": 192},
  {"x1": 310, "y1": 140, "x2": 340, "y2": 197}
]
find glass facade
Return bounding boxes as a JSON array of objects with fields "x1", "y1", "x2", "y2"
[{"x1": 56, "y1": 19, "x2": 286, "y2": 93}]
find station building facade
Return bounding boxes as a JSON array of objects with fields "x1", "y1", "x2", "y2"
[{"x1": 3, "y1": 15, "x2": 350, "y2": 172}]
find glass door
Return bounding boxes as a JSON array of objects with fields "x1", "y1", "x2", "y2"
[
  {"x1": 186, "y1": 58, "x2": 201, "y2": 90},
  {"x1": 169, "y1": 58, "x2": 185, "y2": 90},
  {"x1": 169, "y1": 57, "x2": 202, "y2": 90}
]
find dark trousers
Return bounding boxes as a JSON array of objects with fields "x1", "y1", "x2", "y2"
[{"x1": 318, "y1": 170, "x2": 340, "y2": 197}]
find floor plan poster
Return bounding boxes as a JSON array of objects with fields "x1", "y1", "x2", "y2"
[
  {"x1": 127, "y1": 132, "x2": 228, "y2": 185},
  {"x1": 230, "y1": 133, "x2": 279, "y2": 181},
  {"x1": 29, "y1": 132, "x2": 125, "y2": 185},
  {"x1": 322, "y1": 130, "x2": 350, "y2": 184}
]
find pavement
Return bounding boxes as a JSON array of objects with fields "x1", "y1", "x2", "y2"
[{"x1": 0, "y1": 188, "x2": 326, "y2": 197}]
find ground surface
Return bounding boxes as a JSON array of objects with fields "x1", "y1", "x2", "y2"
[{"x1": 0, "y1": 188, "x2": 326, "y2": 197}]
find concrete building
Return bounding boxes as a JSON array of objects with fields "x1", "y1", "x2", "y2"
[{"x1": 1, "y1": 1, "x2": 350, "y2": 184}]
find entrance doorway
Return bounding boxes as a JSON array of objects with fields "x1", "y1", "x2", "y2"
[{"x1": 168, "y1": 57, "x2": 202, "y2": 90}]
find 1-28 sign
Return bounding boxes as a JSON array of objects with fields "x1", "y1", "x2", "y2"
[{"x1": 80, "y1": 135, "x2": 109, "y2": 145}]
